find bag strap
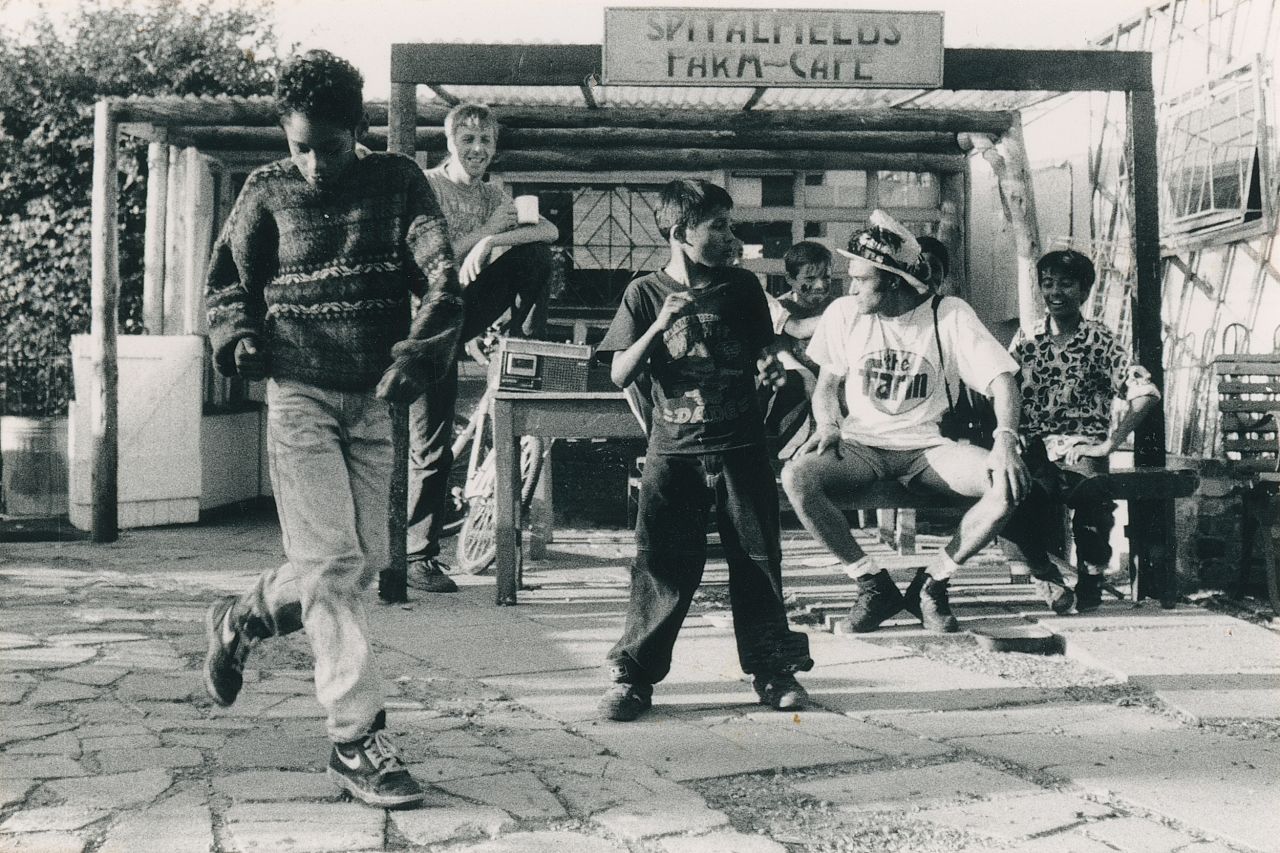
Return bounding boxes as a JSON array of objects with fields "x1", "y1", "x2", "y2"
[{"x1": 931, "y1": 294, "x2": 955, "y2": 413}]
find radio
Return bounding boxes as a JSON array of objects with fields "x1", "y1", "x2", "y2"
[{"x1": 495, "y1": 338, "x2": 593, "y2": 392}]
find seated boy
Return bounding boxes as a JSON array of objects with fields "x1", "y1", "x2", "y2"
[
  {"x1": 999, "y1": 250, "x2": 1160, "y2": 612},
  {"x1": 763, "y1": 241, "x2": 836, "y2": 456},
  {"x1": 596, "y1": 179, "x2": 814, "y2": 722}
]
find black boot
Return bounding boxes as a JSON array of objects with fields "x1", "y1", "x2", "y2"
[
  {"x1": 846, "y1": 570, "x2": 905, "y2": 633},
  {"x1": 919, "y1": 577, "x2": 960, "y2": 633},
  {"x1": 1075, "y1": 572, "x2": 1103, "y2": 612},
  {"x1": 900, "y1": 568, "x2": 927, "y2": 622}
]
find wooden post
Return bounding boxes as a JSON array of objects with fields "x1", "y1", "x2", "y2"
[
  {"x1": 1127, "y1": 87, "x2": 1174, "y2": 606},
  {"x1": 380, "y1": 82, "x2": 417, "y2": 604},
  {"x1": 960, "y1": 116, "x2": 1044, "y2": 336},
  {"x1": 142, "y1": 140, "x2": 168, "y2": 334},
  {"x1": 162, "y1": 145, "x2": 185, "y2": 336},
  {"x1": 90, "y1": 101, "x2": 119, "y2": 542}
]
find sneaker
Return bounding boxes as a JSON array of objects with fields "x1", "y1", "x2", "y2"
[
  {"x1": 845, "y1": 570, "x2": 905, "y2": 633},
  {"x1": 407, "y1": 558, "x2": 458, "y2": 593},
  {"x1": 203, "y1": 595, "x2": 252, "y2": 707},
  {"x1": 328, "y1": 715, "x2": 425, "y2": 809},
  {"x1": 919, "y1": 577, "x2": 961, "y2": 633},
  {"x1": 900, "y1": 568, "x2": 927, "y2": 622},
  {"x1": 1032, "y1": 569, "x2": 1076, "y2": 615},
  {"x1": 1075, "y1": 572, "x2": 1103, "y2": 612},
  {"x1": 753, "y1": 673, "x2": 809, "y2": 710},
  {"x1": 599, "y1": 682, "x2": 653, "y2": 722}
]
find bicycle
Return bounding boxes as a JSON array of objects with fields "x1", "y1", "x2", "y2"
[{"x1": 449, "y1": 342, "x2": 546, "y2": 575}]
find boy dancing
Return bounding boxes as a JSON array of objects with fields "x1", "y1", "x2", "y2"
[
  {"x1": 597, "y1": 179, "x2": 813, "y2": 722},
  {"x1": 202, "y1": 50, "x2": 463, "y2": 807}
]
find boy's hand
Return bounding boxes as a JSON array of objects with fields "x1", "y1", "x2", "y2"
[
  {"x1": 484, "y1": 201, "x2": 518, "y2": 235},
  {"x1": 757, "y1": 352, "x2": 786, "y2": 390},
  {"x1": 654, "y1": 291, "x2": 694, "y2": 331},
  {"x1": 798, "y1": 423, "x2": 843, "y2": 458},
  {"x1": 375, "y1": 361, "x2": 425, "y2": 405},
  {"x1": 460, "y1": 236, "x2": 494, "y2": 285},
  {"x1": 234, "y1": 337, "x2": 267, "y2": 381}
]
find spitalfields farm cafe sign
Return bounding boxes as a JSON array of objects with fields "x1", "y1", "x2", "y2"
[{"x1": 604, "y1": 7, "x2": 944, "y2": 88}]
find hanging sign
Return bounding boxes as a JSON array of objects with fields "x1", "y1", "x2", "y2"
[{"x1": 603, "y1": 7, "x2": 944, "y2": 88}]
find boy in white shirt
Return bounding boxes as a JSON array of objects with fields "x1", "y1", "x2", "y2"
[{"x1": 781, "y1": 212, "x2": 1030, "y2": 633}]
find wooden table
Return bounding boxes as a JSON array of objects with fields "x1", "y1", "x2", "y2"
[{"x1": 490, "y1": 389, "x2": 644, "y2": 605}]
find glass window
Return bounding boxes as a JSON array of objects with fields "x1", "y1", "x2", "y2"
[
  {"x1": 809, "y1": 170, "x2": 867, "y2": 207},
  {"x1": 876, "y1": 171, "x2": 939, "y2": 208},
  {"x1": 733, "y1": 221, "x2": 793, "y2": 260},
  {"x1": 760, "y1": 175, "x2": 795, "y2": 207}
]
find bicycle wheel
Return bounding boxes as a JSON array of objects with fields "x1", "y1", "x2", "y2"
[{"x1": 455, "y1": 436, "x2": 545, "y2": 575}]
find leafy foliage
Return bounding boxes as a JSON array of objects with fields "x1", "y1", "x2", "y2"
[{"x1": 0, "y1": 1, "x2": 279, "y2": 415}]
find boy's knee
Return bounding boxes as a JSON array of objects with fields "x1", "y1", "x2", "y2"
[{"x1": 781, "y1": 459, "x2": 815, "y2": 503}]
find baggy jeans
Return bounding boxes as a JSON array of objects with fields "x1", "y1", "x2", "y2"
[
  {"x1": 407, "y1": 243, "x2": 551, "y2": 563},
  {"x1": 999, "y1": 438, "x2": 1116, "y2": 577},
  {"x1": 237, "y1": 378, "x2": 391, "y2": 743},
  {"x1": 608, "y1": 444, "x2": 814, "y2": 685}
]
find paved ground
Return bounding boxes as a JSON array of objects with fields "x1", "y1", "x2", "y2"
[{"x1": 2, "y1": 509, "x2": 1278, "y2": 853}]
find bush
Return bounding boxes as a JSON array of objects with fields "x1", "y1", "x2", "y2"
[{"x1": 0, "y1": 1, "x2": 280, "y2": 416}]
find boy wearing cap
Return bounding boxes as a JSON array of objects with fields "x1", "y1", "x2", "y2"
[
  {"x1": 596, "y1": 178, "x2": 813, "y2": 721},
  {"x1": 998, "y1": 250, "x2": 1160, "y2": 613},
  {"x1": 781, "y1": 212, "x2": 1030, "y2": 633}
]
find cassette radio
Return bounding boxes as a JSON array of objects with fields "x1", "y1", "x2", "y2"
[{"x1": 495, "y1": 338, "x2": 593, "y2": 392}]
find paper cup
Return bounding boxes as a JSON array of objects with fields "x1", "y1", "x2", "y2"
[{"x1": 514, "y1": 195, "x2": 539, "y2": 225}]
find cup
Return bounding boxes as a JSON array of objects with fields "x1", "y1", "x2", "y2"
[{"x1": 514, "y1": 195, "x2": 539, "y2": 225}]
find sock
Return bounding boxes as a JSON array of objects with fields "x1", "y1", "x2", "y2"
[
  {"x1": 927, "y1": 551, "x2": 962, "y2": 582},
  {"x1": 1081, "y1": 562, "x2": 1105, "y2": 576},
  {"x1": 842, "y1": 555, "x2": 881, "y2": 580}
]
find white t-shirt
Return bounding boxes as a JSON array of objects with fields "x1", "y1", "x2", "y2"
[{"x1": 807, "y1": 295, "x2": 1017, "y2": 450}]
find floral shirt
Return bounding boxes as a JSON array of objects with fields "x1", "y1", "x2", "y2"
[{"x1": 1010, "y1": 317, "x2": 1160, "y2": 442}]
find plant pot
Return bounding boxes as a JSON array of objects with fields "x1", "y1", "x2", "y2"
[{"x1": 0, "y1": 415, "x2": 69, "y2": 518}]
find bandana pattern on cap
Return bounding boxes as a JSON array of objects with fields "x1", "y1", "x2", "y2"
[{"x1": 839, "y1": 209, "x2": 930, "y2": 293}]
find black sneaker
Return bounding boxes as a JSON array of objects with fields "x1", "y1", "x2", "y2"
[
  {"x1": 1032, "y1": 569, "x2": 1075, "y2": 615},
  {"x1": 407, "y1": 558, "x2": 458, "y2": 593},
  {"x1": 1075, "y1": 572, "x2": 1103, "y2": 612},
  {"x1": 328, "y1": 716, "x2": 425, "y2": 809},
  {"x1": 599, "y1": 682, "x2": 653, "y2": 722},
  {"x1": 203, "y1": 595, "x2": 252, "y2": 707},
  {"x1": 919, "y1": 577, "x2": 961, "y2": 633},
  {"x1": 753, "y1": 673, "x2": 809, "y2": 710},
  {"x1": 845, "y1": 570, "x2": 905, "y2": 633}
]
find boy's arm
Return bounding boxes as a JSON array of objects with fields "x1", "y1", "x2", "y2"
[
  {"x1": 378, "y1": 164, "x2": 464, "y2": 404},
  {"x1": 204, "y1": 179, "x2": 272, "y2": 379},
  {"x1": 783, "y1": 313, "x2": 822, "y2": 340},
  {"x1": 610, "y1": 290, "x2": 693, "y2": 388}
]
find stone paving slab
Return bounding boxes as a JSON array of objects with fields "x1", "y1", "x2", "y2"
[
  {"x1": 212, "y1": 771, "x2": 337, "y2": 801},
  {"x1": 450, "y1": 830, "x2": 628, "y2": 853},
  {"x1": 1080, "y1": 816, "x2": 1211, "y2": 853},
  {"x1": 915, "y1": 790, "x2": 1114, "y2": 840},
  {"x1": 96, "y1": 804, "x2": 213, "y2": 853},
  {"x1": 656, "y1": 833, "x2": 789, "y2": 853},
  {"x1": 389, "y1": 794, "x2": 515, "y2": 846},
  {"x1": 592, "y1": 793, "x2": 730, "y2": 841},
  {"x1": 0, "y1": 831, "x2": 89, "y2": 853},
  {"x1": 436, "y1": 770, "x2": 568, "y2": 819},
  {"x1": 41, "y1": 769, "x2": 173, "y2": 809},
  {"x1": 221, "y1": 802, "x2": 383, "y2": 853}
]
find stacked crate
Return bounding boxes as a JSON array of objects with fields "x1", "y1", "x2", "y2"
[{"x1": 1214, "y1": 354, "x2": 1280, "y2": 473}]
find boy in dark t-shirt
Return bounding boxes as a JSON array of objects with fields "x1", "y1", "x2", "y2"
[{"x1": 596, "y1": 179, "x2": 814, "y2": 722}]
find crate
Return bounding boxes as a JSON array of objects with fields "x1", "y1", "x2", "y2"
[{"x1": 1214, "y1": 354, "x2": 1280, "y2": 473}]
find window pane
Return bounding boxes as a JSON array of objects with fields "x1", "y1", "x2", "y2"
[
  {"x1": 733, "y1": 221, "x2": 793, "y2": 260},
  {"x1": 876, "y1": 171, "x2": 939, "y2": 208},
  {"x1": 760, "y1": 175, "x2": 795, "y2": 207},
  {"x1": 807, "y1": 170, "x2": 867, "y2": 207}
]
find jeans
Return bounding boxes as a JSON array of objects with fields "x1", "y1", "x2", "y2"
[
  {"x1": 407, "y1": 243, "x2": 551, "y2": 562},
  {"x1": 609, "y1": 444, "x2": 813, "y2": 684},
  {"x1": 999, "y1": 438, "x2": 1115, "y2": 577},
  {"x1": 236, "y1": 378, "x2": 391, "y2": 743}
]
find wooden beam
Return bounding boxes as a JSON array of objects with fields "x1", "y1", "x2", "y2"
[
  {"x1": 90, "y1": 101, "x2": 119, "y2": 543},
  {"x1": 492, "y1": 148, "x2": 967, "y2": 173},
  {"x1": 381, "y1": 82, "x2": 417, "y2": 605},
  {"x1": 142, "y1": 141, "x2": 168, "y2": 335},
  {"x1": 175, "y1": 124, "x2": 966, "y2": 155},
  {"x1": 390, "y1": 43, "x2": 1154, "y2": 93},
  {"x1": 392, "y1": 42, "x2": 601, "y2": 86}
]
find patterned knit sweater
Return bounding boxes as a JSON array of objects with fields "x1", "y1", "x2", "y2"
[{"x1": 205, "y1": 152, "x2": 460, "y2": 392}]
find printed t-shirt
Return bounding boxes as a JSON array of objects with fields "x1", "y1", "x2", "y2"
[
  {"x1": 1010, "y1": 317, "x2": 1160, "y2": 443},
  {"x1": 807, "y1": 294, "x2": 1017, "y2": 450},
  {"x1": 599, "y1": 268, "x2": 772, "y2": 455}
]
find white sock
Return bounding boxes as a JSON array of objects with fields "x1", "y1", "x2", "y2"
[
  {"x1": 1081, "y1": 562, "x2": 1105, "y2": 576},
  {"x1": 842, "y1": 555, "x2": 881, "y2": 580},
  {"x1": 928, "y1": 551, "x2": 962, "y2": 582}
]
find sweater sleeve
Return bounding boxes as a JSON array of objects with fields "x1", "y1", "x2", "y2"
[
  {"x1": 204, "y1": 173, "x2": 276, "y2": 378},
  {"x1": 386, "y1": 160, "x2": 465, "y2": 384}
]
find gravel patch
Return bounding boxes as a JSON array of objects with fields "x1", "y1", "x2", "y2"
[
  {"x1": 691, "y1": 770, "x2": 1000, "y2": 853},
  {"x1": 909, "y1": 638, "x2": 1123, "y2": 690}
]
